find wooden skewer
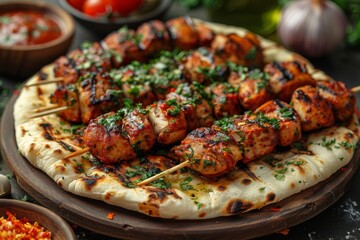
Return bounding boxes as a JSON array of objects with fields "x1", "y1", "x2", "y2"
[
  {"x1": 137, "y1": 160, "x2": 190, "y2": 186},
  {"x1": 28, "y1": 106, "x2": 69, "y2": 119},
  {"x1": 32, "y1": 104, "x2": 61, "y2": 113},
  {"x1": 25, "y1": 78, "x2": 64, "y2": 87},
  {"x1": 351, "y1": 86, "x2": 360, "y2": 93},
  {"x1": 63, "y1": 147, "x2": 90, "y2": 160}
]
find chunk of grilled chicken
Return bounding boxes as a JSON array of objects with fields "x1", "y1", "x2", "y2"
[
  {"x1": 291, "y1": 85, "x2": 334, "y2": 132},
  {"x1": 195, "y1": 23, "x2": 215, "y2": 47},
  {"x1": 136, "y1": 20, "x2": 171, "y2": 56},
  {"x1": 317, "y1": 80, "x2": 356, "y2": 122},
  {"x1": 50, "y1": 84, "x2": 81, "y2": 122},
  {"x1": 147, "y1": 100, "x2": 188, "y2": 145},
  {"x1": 207, "y1": 83, "x2": 242, "y2": 119},
  {"x1": 183, "y1": 47, "x2": 227, "y2": 84},
  {"x1": 166, "y1": 16, "x2": 199, "y2": 50},
  {"x1": 77, "y1": 72, "x2": 122, "y2": 124},
  {"x1": 211, "y1": 32, "x2": 264, "y2": 67},
  {"x1": 165, "y1": 83, "x2": 215, "y2": 131},
  {"x1": 212, "y1": 115, "x2": 278, "y2": 164},
  {"x1": 101, "y1": 27, "x2": 146, "y2": 67},
  {"x1": 264, "y1": 61, "x2": 316, "y2": 102},
  {"x1": 228, "y1": 67, "x2": 274, "y2": 111},
  {"x1": 83, "y1": 112, "x2": 137, "y2": 164},
  {"x1": 255, "y1": 99, "x2": 301, "y2": 146},
  {"x1": 121, "y1": 109, "x2": 157, "y2": 153},
  {"x1": 54, "y1": 42, "x2": 112, "y2": 84},
  {"x1": 83, "y1": 108, "x2": 156, "y2": 164},
  {"x1": 172, "y1": 127, "x2": 242, "y2": 178}
]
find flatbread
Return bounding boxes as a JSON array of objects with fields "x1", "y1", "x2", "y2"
[{"x1": 14, "y1": 21, "x2": 360, "y2": 219}]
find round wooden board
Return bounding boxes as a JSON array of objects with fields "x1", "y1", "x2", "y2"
[{"x1": 2, "y1": 92, "x2": 360, "y2": 240}]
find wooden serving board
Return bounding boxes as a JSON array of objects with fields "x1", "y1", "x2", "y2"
[{"x1": 2, "y1": 92, "x2": 360, "y2": 240}]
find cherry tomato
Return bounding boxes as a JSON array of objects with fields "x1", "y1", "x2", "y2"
[
  {"x1": 82, "y1": 0, "x2": 143, "y2": 17},
  {"x1": 107, "y1": 0, "x2": 143, "y2": 16},
  {"x1": 67, "y1": 0, "x2": 85, "y2": 11},
  {"x1": 83, "y1": 0, "x2": 108, "y2": 17}
]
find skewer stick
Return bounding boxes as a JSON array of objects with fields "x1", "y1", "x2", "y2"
[
  {"x1": 32, "y1": 104, "x2": 61, "y2": 113},
  {"x1": 137, "y1": 160, "x2": 190, "y2": 186},
  {"x1": 63, "y1": 147, "x2": 90, "y2": 160},
  {"x1": 351, "y1": 86, "x2": 360, "y2": 93},
  {"x1": 28, "y1": 106, "x2": 69, "y2": 119},
  {"x1": 25, "y1": 78, "x2": 64, "y2": 87}
]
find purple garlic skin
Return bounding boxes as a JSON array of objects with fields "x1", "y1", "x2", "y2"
[{"x1": 278, "y1": 0, "x2": 347, "y2": 57}]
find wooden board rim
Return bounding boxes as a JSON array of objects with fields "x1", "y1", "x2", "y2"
[{"x1": 2, "y1": 91, "x2": 360, "y2": 240}]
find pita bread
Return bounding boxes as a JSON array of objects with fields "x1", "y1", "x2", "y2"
[{"x1": 14, "y1": 21, "x2": 360, "y2": 219}]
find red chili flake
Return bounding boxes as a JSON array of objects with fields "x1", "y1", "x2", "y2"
[
  {"x1": 277, "y1": 228, "x2": 290, "y2": 235},
  {"x1": 13, "y1": 89, "x2": 20, "y2": 96},
  {"x1": 270, "y1": 207, "x2": 281, "y2": 212},
  {"x1": 341, "y1": 167, "x2": 347, "y2": 171},
  {"x1": 107, "y1": 212, "x2": 115, "y2": 220}
]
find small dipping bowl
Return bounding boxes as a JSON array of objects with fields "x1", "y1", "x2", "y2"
[
  {"x1": 0, "y1": 0, "x2": 75, "y2": 77},
  {"x1": 0, "y1": 199, "x2": 76, "y2": 240}
]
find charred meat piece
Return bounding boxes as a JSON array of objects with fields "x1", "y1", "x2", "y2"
[
  {"x1": 213, "y1": 115, "x2": 279, "y2": 164},
  {"x1": 166, "y1": 16, "x2": 199, "y2": 50},
  {"x1": 83, "y1": 112, "x2": 137, "y2": 164},
  {"x1": 102, "y1": 27, "x2": 146, "y2": 67},
  {"x1": 147, "y1": 100, "x2": 188, "y2": 145},
  {"x1": 54, "y1": 42, "x2": 112, "y2": 84},
  {"x1": 50, "y1": 84, "x2": 81, "y2": 122},
  {"x1": 195, "y1": 23, "x2": 215, "y2": 47},
  {"x1": 207, "y1": 82, "x2": 242, "y2": 119},
  {"x1": 165, "y1": 83, "x2": 215, "y2": 131},
  {"x1": 211, "y1": 32, "x2": 263, "y2": 68},
  {"x1": 264, "y1": 61, "x2": 316, "y2": 102},
  {"x1": 77, "y1": 72, "x2": 122, "y2": 124},
  {"x1": 173, "y1": 127, "x2": 242, "y2": 178},
  {"x1": 136, "y1": 20, "x2": 171, "y2": 56},
  {"x1": 121, "y1": 108, "x2": 157, "y2": 154},
  {"x1": 228, "y1": 65, "x2": 274, "y2": 111},
  {"x1": 255, "y1": 99, "x2": 301, "y2": 146},
  {"x1": 183, "y1": 47, "x2": 227, "y2": 84},
  {"x1": 317, "y1": 80, "x2": 356, "y2": 122},
  {"x1": 291, "y1": 85, "x2": 334, "y2": 132}
]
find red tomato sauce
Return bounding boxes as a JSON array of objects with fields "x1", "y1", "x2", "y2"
[{"x1": 0, "y1": 10, "x2": 62, "y2": 46}]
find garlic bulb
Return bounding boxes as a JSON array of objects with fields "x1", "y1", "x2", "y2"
[
  {"x1": 278, "y1": 0, "x2": 347, "y2": 57},
  {"x1": 0, "y1": 174, "x2": 11, "y2": 197}
]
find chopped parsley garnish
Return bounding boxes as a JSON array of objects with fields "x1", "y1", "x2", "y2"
[
  {"x1": 279, "y1": 107, "x2": 294, "y2": 119},
  {"x1": 202, "y1": 160, "x2": 216, "y2": 169},
  {"x1": 214, "y1": 117, "x2": 235, "y2": 133},
  {"x1": 274, "y1": 167, "x2": 288, "y2": 181},
  {"x1": 313, "y1": 137, "x2": 336, "y2": 150},
  {"x1": 180, "y1": 177, "x2": 194, "y2": 191},
  {"x1": 254, "y1": 112, "x2": 280, "y2": 130},
  {"x1": 335, "y1": 141, "x2": 355, "y2": 150},
  {"x1": 125, "y1": 165, "x2": 171, "y2": 189}
]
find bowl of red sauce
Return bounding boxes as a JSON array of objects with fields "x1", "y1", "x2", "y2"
[{"x1": 0, "y1": 1, "x2": 75, "y2": 77}]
